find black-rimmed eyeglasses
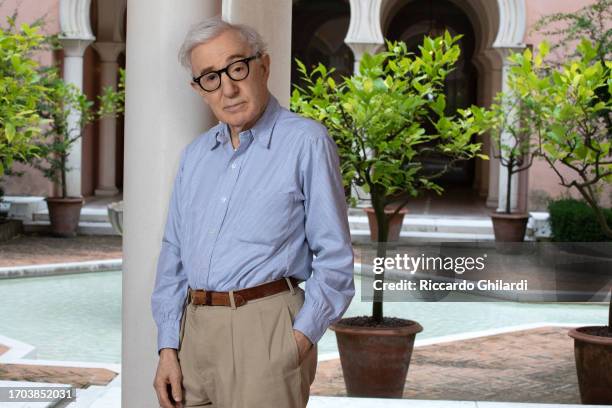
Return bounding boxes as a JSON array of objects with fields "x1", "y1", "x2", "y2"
[{"x1": 192, "y1": 53, "x2": 261, "y2": 92}]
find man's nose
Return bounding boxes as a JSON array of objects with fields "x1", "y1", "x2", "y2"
[{"x1": 220, "y1": 72, "x2": 239, "y2": 97}]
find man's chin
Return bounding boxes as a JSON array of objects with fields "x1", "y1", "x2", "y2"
[{"x1": 223, "y1": 114, "x2": 254, "y2": 129}]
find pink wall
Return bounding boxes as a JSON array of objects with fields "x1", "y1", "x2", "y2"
[
  {"x1": 523, "y1": 0, "x2": 611, "y2": 209},
  {"x1": 1, "y1": 0, "x2": 61, "y2": 197}
]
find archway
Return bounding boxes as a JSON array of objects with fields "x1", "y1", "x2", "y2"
[
  {"x1": 291, "y1": 0, "x2": 354, "y2": 87},
  {"x1": 363, "y1": 0, "x2": 527, "y2": 212},
  {"x1": 386, "y1": 0, "x2": 478, "y2": 189}
]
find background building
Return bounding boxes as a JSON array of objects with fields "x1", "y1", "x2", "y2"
[{"x1": 2, "y1": 0, "x2": 610, "y2": 212}]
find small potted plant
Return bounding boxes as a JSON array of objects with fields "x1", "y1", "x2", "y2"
[
  {"x1": 31, "y1": 74, "x2": 92, "y2": 237},
  {"x1": 32, "y1": 68, "x2": 123, "y2": 237},
  {"x1": 485, "y1": 50, "x2": 541, "y2": 242},
  {"x1": 292, "y1": 33, "x2": 490, "y2": 397}
]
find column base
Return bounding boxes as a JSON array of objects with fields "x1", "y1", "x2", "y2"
[{"x1": 95, "y1": 187, "x2": 120, "y2": 197}]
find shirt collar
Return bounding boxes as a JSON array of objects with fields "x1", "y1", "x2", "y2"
[{"x1": 211, "y1": 94, "x2": 280, "y2": 151}]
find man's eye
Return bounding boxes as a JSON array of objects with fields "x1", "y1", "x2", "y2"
[{"x1": 204, "y1": 73, "x2": 218, "y2": 82}]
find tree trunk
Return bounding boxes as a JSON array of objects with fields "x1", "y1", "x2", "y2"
[
  {"x1": 505, "y1": 156, "x2": 513, "y2": 214},
  {"x1": 371, "y1": 188, "x2": 389, "y2": 324}
]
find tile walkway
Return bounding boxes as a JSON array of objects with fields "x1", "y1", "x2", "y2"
[{"x1": 311, "y1": 327, "x2": 581, "y2": 404}]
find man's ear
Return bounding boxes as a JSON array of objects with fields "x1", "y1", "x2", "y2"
[{"x1": 260, "y1": 53, "x2": 271, "y2": 81}]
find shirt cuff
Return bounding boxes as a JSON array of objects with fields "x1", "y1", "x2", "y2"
[
  {"x1": 157, "y1": 320, "x2": 181, "y2": 354},
  {"x1": 292, "y1": 297, "x2": 331, "y2": 345}
]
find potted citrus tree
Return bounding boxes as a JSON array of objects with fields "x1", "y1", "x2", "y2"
[
  {"x1": 525, "y1": 41, "x2": 612, "y2": 404},
  {"x1": 291, "y1": 33, "x2": 490, "y2": 397},
  {"x1": 485, "y1": 50, "x2": 542, "y2": 242},
  {"x1": 32, "y1": 68, "x2": 122, "y2": 237},
  {"x1": 502, "y1": 32, "x2": 612, "y2": 406},
  {"x1": 31, "y1": 73, "x2": 92, "y2": 237}
]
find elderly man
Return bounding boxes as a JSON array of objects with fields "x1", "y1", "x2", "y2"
[{"x1": 151, "y1": 17, "x2": 355, "y2": 408}]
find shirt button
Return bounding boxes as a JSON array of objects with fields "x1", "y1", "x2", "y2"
[
  {"x1": 221, "y1": 197, "x2": 227, "y2": 203},
  {"x1": 208, "y1": 228, "x2": 215, "y2": 234},
  {"x1": 231, "y1": 163, "x2": 237, "y2": 169}
]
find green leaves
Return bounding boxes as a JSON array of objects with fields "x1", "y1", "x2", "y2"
[
  {"x1": 1, "y1": 14, "x2": 125, "y2": 197},
  {"x1": 291, "y1": 32, "x2": 489, "y2": 214},
  {"x1": 493, "y1": 35, "x2": 612, "y2": 230},
  {"x1": 0, "y1": 17, "x2": 48, "y2": 179}
]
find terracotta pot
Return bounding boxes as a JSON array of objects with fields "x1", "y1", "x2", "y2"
[
  {"x1": 568, "y1": 326, "x2": 612, "y2": 405},
  {"x1": 364, "y1": 207, "x2": 408, "y2": 242},
  {"x1": 45, "y1": 197, "x2": 84, "y2": 237},
  {"x1": 490, "y1": 212, "x2": 529, "y2": 242},
  {"x1": 330, "y1": 319, "x2": 423, "y2": 397}
]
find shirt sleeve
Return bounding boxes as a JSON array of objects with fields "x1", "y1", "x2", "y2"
[
  {"x1": 150, "y1": 148, "x2": 189, "y2": 354},
  {"x1": 292, "y1": 125, "x2": 355, "y2": 345}
]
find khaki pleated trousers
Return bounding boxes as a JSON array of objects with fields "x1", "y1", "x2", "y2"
[{"x1": 177, "y1": 283, "x2": 318, "y2": 408}]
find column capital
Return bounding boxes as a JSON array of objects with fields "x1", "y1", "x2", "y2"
[
  {"x1": 59, "y1": 37, "x2": 94, "y2": 58},
  {"x1": 345, "y1": 0, "x2": 384, "y2": 45},
  {"x1": 93, "y1": 42, "x2": 126, "y2": 63}
]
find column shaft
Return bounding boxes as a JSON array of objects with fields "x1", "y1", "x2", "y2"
[
  {"x1": 122, "y1": 1, "x2": 221, "y2": 406},
  {"x1": 60, "y1": 38, "x2": 93, "y2": 197},
  {"x1": 93, "y1": 42, "x2": 125, "y2": 196}
]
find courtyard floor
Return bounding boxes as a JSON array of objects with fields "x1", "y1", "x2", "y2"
[{"x1": 0, "y1": 233, "x2": 599, "y2": 406}]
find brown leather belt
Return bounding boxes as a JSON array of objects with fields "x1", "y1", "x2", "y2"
[{"x1": 188, "y1": 277, "x2": 301, "y2": 307}]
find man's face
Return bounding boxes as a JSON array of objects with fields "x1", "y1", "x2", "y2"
[{"x1": 190, "y1": 29, "x2": 270, "y2": 131}]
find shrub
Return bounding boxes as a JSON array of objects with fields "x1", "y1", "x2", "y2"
[{"x1": 548, "y1": 199, "x2": 612, "y2": 242}]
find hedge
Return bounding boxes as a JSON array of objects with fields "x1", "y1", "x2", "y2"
[{"x1": 548, "y1": 199, "x2": 612, "y2": 242}]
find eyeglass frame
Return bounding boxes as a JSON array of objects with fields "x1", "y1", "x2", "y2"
[{"x1": 192, "y1": 53, "x2": 262, "y2": 92}]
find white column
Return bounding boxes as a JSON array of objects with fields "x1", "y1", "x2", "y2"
[
  {"x1": 58, "y1": 38, "x2": 93, "y2": 197},
  {"x1": 344, "y1": 0, "x2": 385, "y2": 205},
  {"x1": 345, "y1": 0, "x2": 384, "y2": 74},
  {"x1": 222, "y1": 0, "x2": 292, "y2": 107},
  {"x1": 492, "y1": 0, "x2": 526, "y2": 211},
  {"x1": 92, "y1": 42, "x2": 125, "y2": 196},
  {"x1": 122, "y1": 0, "x2": 221, "y2": 406}
]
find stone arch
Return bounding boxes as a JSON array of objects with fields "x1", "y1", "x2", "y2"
[
  {"x1": 353, "y1": 0, "x2": 527, "y2": 206},
  {"x1": 380, "y1": 0, "x2": 525, "y2": 52}
]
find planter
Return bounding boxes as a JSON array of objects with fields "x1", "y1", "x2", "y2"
[
  {"x1": 107, "y1": 201, "x2": 123, "y2": 236},
  {"x1": 364, "y1": 207, "x2": 408, "y2": 242},
  {"x1": 330, "y1": 317, "x2": 423, "y2": 397},
  {"x1": 45, "y1": 197, "x2": 84, "y2": 237},
  {"x1": 568, "y1": 326, "x2": 612, "y2": 404},
  {"x1": 490, "y1": 212, "x2": 529, "y2": 242}
]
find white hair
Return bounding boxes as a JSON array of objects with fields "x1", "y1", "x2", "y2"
[{"x1": 178, "y1": 16, "x2": 268, "y2": 72}]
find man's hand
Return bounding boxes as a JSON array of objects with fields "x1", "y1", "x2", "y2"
[
  {"x1": 293, "y1": 329, "x2": 313, "y2": 365},
  {"x1": 154, "y1": 348, "x2": 183, "y2": 408}
]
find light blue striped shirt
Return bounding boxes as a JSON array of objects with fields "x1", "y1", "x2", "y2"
[{"x1": 151, "y1": 94, "x2": 355, "y2": 352}]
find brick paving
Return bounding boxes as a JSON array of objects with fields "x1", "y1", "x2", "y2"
[
  {"x1": 0, "y1": 234, "x2": 122, "y2": 267},
  {"x1": 311, "y1": 326, "x2": 580, "y2": 404},
  {"x1": 0, "y1": 363, "x2": 117, "y2": 388},
  {"x1": 0, "y1": 325, "x2": 580, "y2": 402}
]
